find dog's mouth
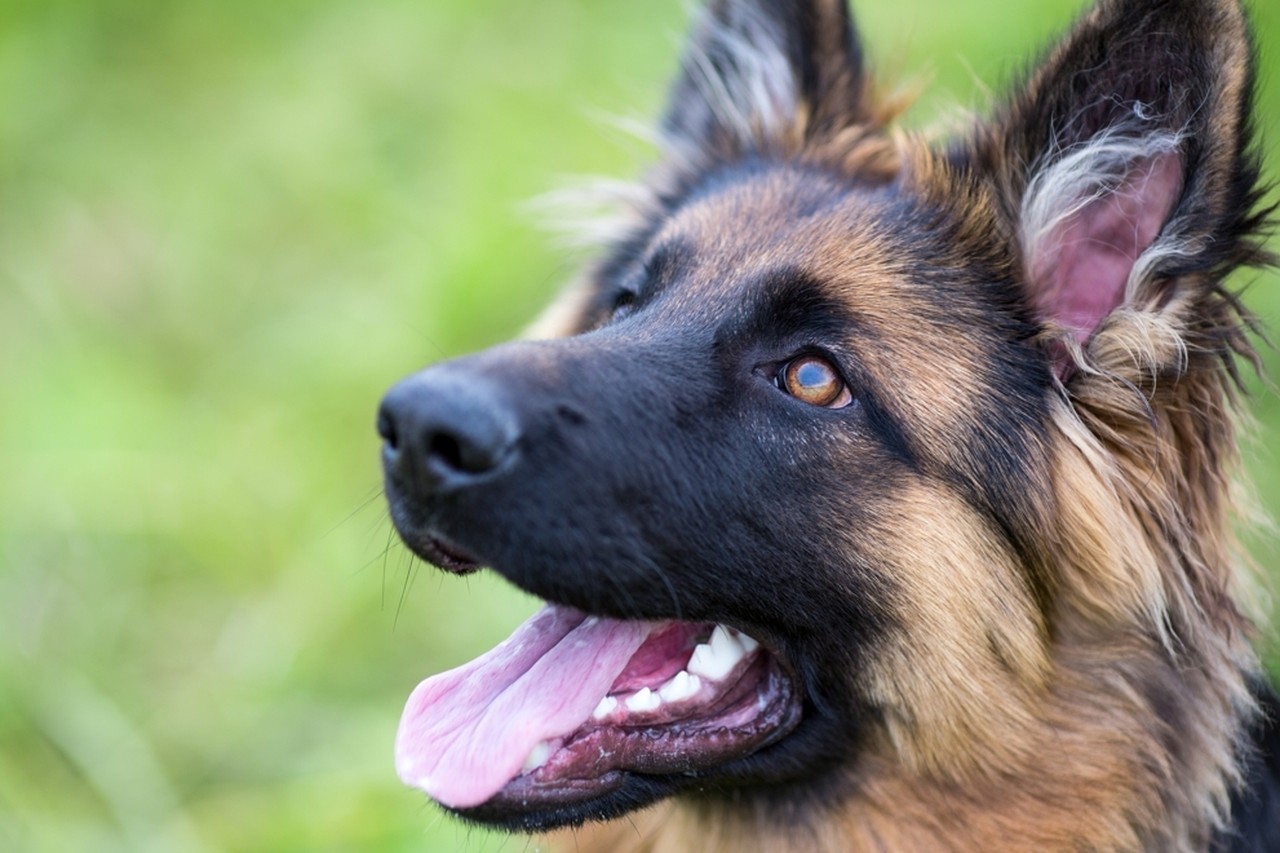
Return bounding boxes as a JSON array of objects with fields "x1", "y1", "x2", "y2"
[
  {"x1": 397, "y1": 533, "x2": 484, "y2": 575},
  {"x1": 394, "y1": 603, "x2": 801, "y2": 818}
]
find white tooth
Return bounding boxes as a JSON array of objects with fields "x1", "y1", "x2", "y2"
[
  {"x1": 658, "y1": 671, "x2": 687, "y2": 702},
  {"x1": 737, "y1": 632, "x2": 759, "y2": 654},
  {"x1": 658, "y1": 670, "x2": 701, "y2": 703},
  {"x1": 592, "y1": 695, "x2": 618, "y2": 720},
  {"x1": 710, "y1": 624, "x2": 742, "y2": 658},
  {"x1": 686, "y1": 644, "x2": 716, "y2": 679},
  {"x1": 688, "y1": 625, "x2": 746, "y2": 680},
  {"x1": 688, "y1": 643, "x2": 729, "y2": 680},
  {"x1": 625, "y1": 687, "x2": 661, "y2": 713},
  {"x1": 522, "y1": 741, "x2": 552, "y2": 772}
]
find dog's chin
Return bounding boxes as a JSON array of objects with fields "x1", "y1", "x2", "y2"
[
  {"x1": 392, "y1": 535, "x2": 812, "y2": 831},
  {"x1": 448, "y1": 773, "x2": 674, "y2": 832}
]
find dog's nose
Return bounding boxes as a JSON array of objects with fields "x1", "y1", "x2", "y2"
[{"x1": 377, "y1": 368, "x2": 519, "y2": 488}]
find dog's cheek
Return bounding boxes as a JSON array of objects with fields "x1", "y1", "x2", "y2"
[
  {"x1": 648, "y1": 424, "x2": 907, "y2": 644},
  {"x1": 853, "y1": 475, "x2": 1051, "y2": 773}
]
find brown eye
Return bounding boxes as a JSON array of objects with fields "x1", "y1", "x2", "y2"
[{"x1": 780, "y1": 355, "x2": 852, "y2": 409}]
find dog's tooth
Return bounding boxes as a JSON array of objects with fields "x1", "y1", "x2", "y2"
[
  {"x1": 658, "y1": 670, "x2": 701, "y2": 703},
  {"x1": 522, "y1": 741, "x2": 552, "y2": 773},
  {"x1": 722, "y1": 625, "x2": 760, "y2": 654},
  {"x1": 687, "y1": 625, "x2": 746, "y2": 680},
  {"x1": 591, "y1": 695, "x2": 618, "y2": 720},
  {"x1": 659, "y1": 670, "x2": 690, "y2": 701},
  {"x1": 687, "y1": 644, "x2": 715, "y2": 679},
  {"x1": 709, "y1": 624, "x2": 743, "y2": 659},
  {"x1": 625, "y1": 687, "x2": 661, "y2": 713},
  {"x1": 688, "y1": 634, "x2": 743, "y2": 680}
]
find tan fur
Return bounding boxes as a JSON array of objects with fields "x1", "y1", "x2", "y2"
[{"x1": 518, "y1": 1, "x2": 1269, "y2": 849}]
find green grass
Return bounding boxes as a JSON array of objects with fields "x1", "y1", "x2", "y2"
[{"x1": 1, "y1": 0, "x2": 1278, "y2": 850}]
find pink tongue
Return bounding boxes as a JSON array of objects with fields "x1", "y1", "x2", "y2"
[{"x1": 394, "y1": 603, "x2": 657, "y2": 808}]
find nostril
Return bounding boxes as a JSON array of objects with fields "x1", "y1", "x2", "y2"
[
  {"x1": 425, "y1": 428, "x2": 507, "y2": 475},
  {"x1": 377, "y1": 406, "x2": 399, "y2": 451},
  {"x1": 427, "y1": 431, "x2": 465, "y2": 473}
]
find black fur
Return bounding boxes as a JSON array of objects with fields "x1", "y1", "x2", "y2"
[{"x1": 1219, "y1": 681, "x2": 1280, "y2": 852}]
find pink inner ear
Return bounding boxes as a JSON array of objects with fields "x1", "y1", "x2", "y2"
[{"x1": 1028, "y1": 152, "x2": 1183, "y2": 347}]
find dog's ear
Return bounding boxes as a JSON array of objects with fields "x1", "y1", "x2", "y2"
[
  {"x1": 966, "y1": 0, "x2": 1268, "y2": 376},
  {"x1": 662, "y1": 0, "x2": 869, "y2": 161}
]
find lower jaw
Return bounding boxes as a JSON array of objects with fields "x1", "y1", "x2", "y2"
[{"x1": 451, "y1": 772, "x2": 675, "y2": 832}]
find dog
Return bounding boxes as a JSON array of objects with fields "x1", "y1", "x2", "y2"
[{"x1": 377, "y1": 0, "x2": 1280, "y2": 849}]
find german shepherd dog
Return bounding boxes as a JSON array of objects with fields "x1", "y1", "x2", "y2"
[{"x1": 378, "y1": 0, "x2": 1280, "y2": 849}]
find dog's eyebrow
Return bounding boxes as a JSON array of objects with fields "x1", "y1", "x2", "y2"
[{"x1": 746, "y1": 268, "x2": 860, "y2": 341}]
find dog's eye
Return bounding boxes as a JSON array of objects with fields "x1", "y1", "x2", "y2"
[
  {"x1": 778, "y1": 355, "x2": 852, "y2": 409},
  {"x1": 609, "y1": 288, "x2": 638, "y2": 321}
]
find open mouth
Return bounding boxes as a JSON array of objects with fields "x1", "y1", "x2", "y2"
[{"x1": 394, "y1": 603, "x2": 801, "y2": 817}]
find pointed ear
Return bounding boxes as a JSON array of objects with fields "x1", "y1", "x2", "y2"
[
  {"x1": 662, "y1": 0, "x2": 869, "y2": 160},
  {"x1": 970, "y1": 0, "x2": 1268, "y2": 374}
]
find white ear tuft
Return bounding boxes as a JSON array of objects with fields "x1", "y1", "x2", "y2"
[
  {"x1": 1020, "y1": 126, "x2": 1184, "y2": 348},
  {"x1": 661, "y1": 0, "x2": 867, "y2": 162},
  {"x1": 680, "y1": 3, "x2": 800, "y2": 147}
]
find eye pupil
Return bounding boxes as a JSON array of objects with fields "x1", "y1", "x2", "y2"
[
  {"x1": 793, "y1": 360, "x2": 829, "y2": 389},
  {"x1": 781, "y1": 355, "x2": 852, "y2": 408}
]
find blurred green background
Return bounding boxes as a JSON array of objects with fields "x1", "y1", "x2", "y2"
[{"x1": 1, "y1": 0, "x2": 1278, "y2": 850}]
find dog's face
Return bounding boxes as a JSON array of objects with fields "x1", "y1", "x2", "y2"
[
  {"x1": 381, "y1": 160, "x2": 1055, "y2": 826},
  {"x1": 380, "y1": 0, "x2": 1262, "y2": 836}
]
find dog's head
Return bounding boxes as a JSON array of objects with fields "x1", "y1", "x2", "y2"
[{"x1": 380, "y1": 0, "x2": 1267, "y2": 836}]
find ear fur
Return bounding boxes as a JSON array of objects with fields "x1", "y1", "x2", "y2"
[
  {"x1": 661, "y1": 0, "x2": 869, "y2": 162},
  {"x1": 969, "y1": 0, "x2": 1272, "y2": 378}
]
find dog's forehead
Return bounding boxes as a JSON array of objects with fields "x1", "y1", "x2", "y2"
[
  {"x1": 641, "y1": 160, "x2": 1006, "y2": 437},
  {"x1": 647, "y1": 163, "x2": 931, "y2": 320}
]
